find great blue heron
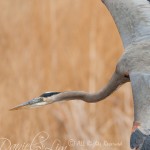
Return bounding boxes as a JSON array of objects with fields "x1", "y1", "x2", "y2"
[{"x1": 11, "y1": 0, "x2": 150, "y2": 149}]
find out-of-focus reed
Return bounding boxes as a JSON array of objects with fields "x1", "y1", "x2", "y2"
[{"x1": 0, "y1": 0, "x2": 133, "y2": 149}]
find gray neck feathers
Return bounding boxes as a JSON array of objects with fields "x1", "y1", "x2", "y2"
[{"x1": 103, "y1": 0, "x2": 150, "y2": 48}]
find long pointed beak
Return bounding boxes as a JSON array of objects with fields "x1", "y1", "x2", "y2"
[{"x1": 10, "y1": 97, "x2": 48, "y2": 111}]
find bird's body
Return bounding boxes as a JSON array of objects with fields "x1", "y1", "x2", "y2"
[
  {"x1": 103, "y1": 0, "x2": 150, "y2": 48},
  {"x1": 11, "y1": 0, "x2": 150, "y2": 149},
  {"x1": 103, "y1": 1, "x2": 150, "y2": 149}
]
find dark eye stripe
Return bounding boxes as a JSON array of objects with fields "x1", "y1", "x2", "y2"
[{"x1": 40, "y1": 92, "x2": 60, "y2": 97}]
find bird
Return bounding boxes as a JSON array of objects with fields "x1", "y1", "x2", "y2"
[{"x1": 10, "y1": 0, "x2": 150, "y2": 149}]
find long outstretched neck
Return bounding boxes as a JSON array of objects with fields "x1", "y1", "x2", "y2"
[
  {"x1": 51, "y1": 72, "x2": 128, "y2": 103},
  {"x1": 103, "y1": 0, "x2": 150, "y2": 48},
  {"x1": 10, "y1": 71, "x2": 129, "y2": 111}
]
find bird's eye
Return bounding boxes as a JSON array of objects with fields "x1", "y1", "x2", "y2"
[{"x1": 124, "y1": 74, "x2": 129, "y2": 79}]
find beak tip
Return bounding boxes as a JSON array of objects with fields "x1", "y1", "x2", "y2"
[
  {"x1": 9, "y1": 105, "x2": 25, "y2": 111},
  {"x1": 9, "y1": 108, "x2": 16, "y2": 111},
  {"x1": 9, "y1": 97, "x2": 45, "y2": 111}
]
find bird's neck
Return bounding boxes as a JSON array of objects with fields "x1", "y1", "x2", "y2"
[
  {"x1": 51, "y1": 73, "x2": 128, "y2": 103},
  {"x1": 103, "y1": 0, "x2": 150, "y2": 48}
]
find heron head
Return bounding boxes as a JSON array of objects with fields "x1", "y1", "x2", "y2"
[{"x1": 10, "y1": 92, "x2": 60, "y2": 111}]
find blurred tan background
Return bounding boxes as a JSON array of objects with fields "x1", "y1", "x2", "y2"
[{"x1": 0, "y1": 0, "x2": 133, "y2": 149}]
